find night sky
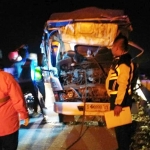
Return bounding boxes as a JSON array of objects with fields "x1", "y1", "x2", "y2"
[{"x1": 0, "y1": 0, "x2": 150, "y2": 68}]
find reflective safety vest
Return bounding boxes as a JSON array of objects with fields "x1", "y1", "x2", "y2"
[
  {"x1": 34, "y1": 66, "x2": 42, "y2": 81},
  {"x1": 106, "y1": 53, "x2": 134, "y2": 97}
]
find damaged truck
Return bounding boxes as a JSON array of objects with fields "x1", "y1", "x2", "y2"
[{"x1": 39, "y1": 7, "x2": 144, "y2": 122}]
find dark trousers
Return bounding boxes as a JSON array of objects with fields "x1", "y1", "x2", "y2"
[
  {"x1": 115, "y1": 124, "x2": 132, "y2": 150},
  {"x1": 35, "y1": 80, "x2": 46, "y2": 108},
  {"x1": 110, "y1": 94, "x2": 132, "y2": 150},
  {"x1": 35, "y1": 80, "x2": 45, "y2": 102},
  {"x1": 0, "y1": 130, "x2": 18, "y2": 150}
]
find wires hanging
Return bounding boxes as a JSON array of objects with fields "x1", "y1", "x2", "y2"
[{"x1": 128, "y1": 41, "x2": 144, "y2": 61}]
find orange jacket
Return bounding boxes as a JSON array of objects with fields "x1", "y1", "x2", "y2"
[{"x1": 0, "y1": 70, "x2": 28, "y2": 136}]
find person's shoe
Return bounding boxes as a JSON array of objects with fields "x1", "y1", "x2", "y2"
[
  {"x1": 32, "y1": 112, "x2": 41, "y2": 118},
  {"x1": 41, "y1": 115, "x2": 49, "y2": 124},
  {"x1": 44, "y1": 115, "x2": 49, "y2": 120},
  {"x1": 43, "y1": 107, "x2": 47, "y2": 109}
]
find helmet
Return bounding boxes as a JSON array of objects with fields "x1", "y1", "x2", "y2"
[{"x1": 8, "y1": 51, "x2": 22, "y2": 62}]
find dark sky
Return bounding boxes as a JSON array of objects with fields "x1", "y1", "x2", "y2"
[{"x1": 0, "y1": 0, "x2": 150, "y2": 66}]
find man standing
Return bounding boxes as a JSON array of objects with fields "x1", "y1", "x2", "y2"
[
  {"x1": 105, "y1": 34, "x2": 134, "y2": 150},
  {"x1": 30, "y1": 53, "x2": 46, "y2": 109},
  {"x1": 0, "y1": 66, "x2": 29, "y2": 150}
]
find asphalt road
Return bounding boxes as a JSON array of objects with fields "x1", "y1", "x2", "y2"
[
  {"x1": 18, "y1": 82, "x2": 118, "y2": 150},
  {"x1": 18, "y1": 114, "x2": 118, "y2": 150}
]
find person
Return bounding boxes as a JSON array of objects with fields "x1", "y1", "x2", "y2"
[
  {"x1": 0, "y1": 64, "x2": 29, "y2": 150},
  {"x1": 29, "y1": 53, "x2": 47, "y2": 111},
  {"x1": 8, "y1": 46, "x2": 47, "y2": 121},
  {"x1": 32, "y1": 54, "x2": 47, "y2": 109},
  {"x1": 105, "y1": 34, "x2": 135, "y2": 150}
]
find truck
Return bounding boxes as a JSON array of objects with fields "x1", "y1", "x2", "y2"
[{"x1": 39, "y1": 7, "x2": 144, "y2": 123}]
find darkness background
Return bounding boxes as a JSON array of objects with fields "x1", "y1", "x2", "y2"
[{"x1": 0, "y1": 0, "x2": 150, "y2": 72}]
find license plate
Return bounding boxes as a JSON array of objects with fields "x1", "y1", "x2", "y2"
[{"x1": 86, "y1": 103, "x2": 110, "y2": 112}]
